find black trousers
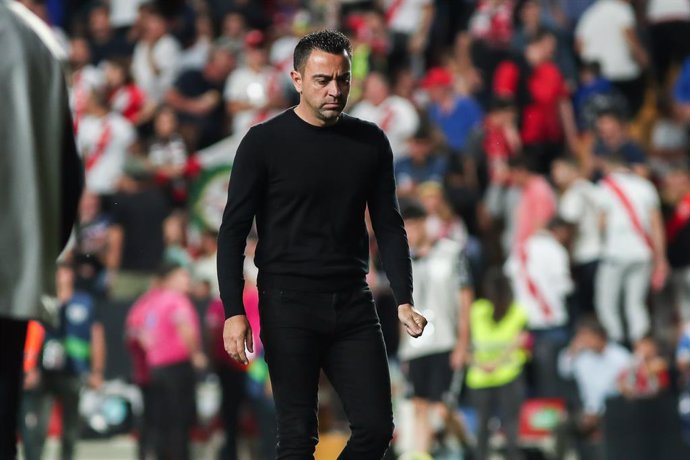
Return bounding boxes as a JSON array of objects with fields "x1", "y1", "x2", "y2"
[
  {"x1": 150, "y1": 361, "x2": 196, "y2": 460},
  {"x1": 0, "y1": 318, "x2": 27, "y2": 459},
  {"x1": 258, "y1": 286, "x2": 394, "y2": 460}
]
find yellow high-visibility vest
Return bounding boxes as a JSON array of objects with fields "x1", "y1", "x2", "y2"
[{"x1": 467, "y1": 299, "x2": 528, "y2": 389}]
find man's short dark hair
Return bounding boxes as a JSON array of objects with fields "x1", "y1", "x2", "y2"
[
  {"x1": 576, "y1": 316, "x2": 607, "y2": 340},
  {"x1": 293, "y1": 30, "x2": 352, "y2": 73}
]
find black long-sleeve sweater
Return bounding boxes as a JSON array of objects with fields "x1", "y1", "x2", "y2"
[{"x1": 217, "y1": 108, "x2": 413, "y2": 318}]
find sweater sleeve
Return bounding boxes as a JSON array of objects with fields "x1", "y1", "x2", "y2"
[
  {"x1": 217, "y1": 128, "x2": 265, "y2": 318},
  {"x1": 367, "y1": 131, "x2": 413, "y2": 306}
]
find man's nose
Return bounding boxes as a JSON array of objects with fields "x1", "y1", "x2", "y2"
[{"x1": 327, "y1": 79, "x2": 341, "y2": 97}]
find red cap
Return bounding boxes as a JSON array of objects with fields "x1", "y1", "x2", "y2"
[
  {"x1": 420, "y1": 67, "x2": 453, "y2": 89},
  {"x1": 244, "y1": 30, "x2": 266, "y2": 48}
]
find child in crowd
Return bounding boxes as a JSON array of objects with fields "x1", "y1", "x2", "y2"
[{"x1": 148, "y1": 106, "x2": 189, "y2": 205}]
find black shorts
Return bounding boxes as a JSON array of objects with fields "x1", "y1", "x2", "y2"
[{"x1": 406, "y1": 351, "x2": 453, "y2": 402}]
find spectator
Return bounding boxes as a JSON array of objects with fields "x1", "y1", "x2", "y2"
[
  {"x1": 572, "y1": 60, "x2": 620, "y2": 133},
  {"x1": 162, "y1": 211, "x2": 192, "y2": 267},
  {"x1": 382, "y1": 0, "x2": 435, "y2": 73},
  {"x1": 350, "y1": 71, "x2": 420, "y2": 159},
  {"x1": 512, "y1": 0, "x2": 577, "y2": 86},
  {"x1": 467, "y1": 271, "x2": 528, "y2": 460},
  {"x1": 69, "y1": 36, "x2": 104, "y2": 128},
  {"x1": 147, "y1": 107, "x2": 189, "y2": 205},
  {"x1": 556, "y1": 317, "x2": 631, "y2": 459},
  {"x1": 645, "y1": 0, "x2": 690, "y2": 86},
  {"x1": 106, "y1": 164, "x2": 172, "y2": 301},
  {"x1": 397, "y1": 199, "x2": 473, "y2": 456},
  {"x1": 166, "y1": 46, "x2": 234, "y2": 150},
  {"x1": 86, "y1": 2, "x2": 133, "y2": 64},
  {"x1": 103, "y1": 57, "x2": 151, "y2": 125},
  {"x1": 215, "y1": 10, "x2": 248, "y2": 61},
  {"x1": 131, "y1": 5, "x2": 181, "y2": 104},
  {"x1": 223, "y1": 29, "x2": 286, "y2": 136},
  {"x1": 663, "y1": 164, "x2": 690, "y2": 322},
  {"x1": 470, "y1": 96, "x2": 521, "y2": 182},
  {"x1": 468, "y1": 0, "x2": 516, "y2": 103},
  {"x1": 177, "y1": 13, "x2": 214, "y2": 72},
  {"x1": 509, "y1": 155, "x2": 557, "y2": 248},
  {"x1": 494, "y1": 28, "x2": 575, "y2": 174},
  {"x1": 193, "y1": 229, "x2": 221, "y2": 300},
  {"x1": 127, "y1": 263, "x2": 205, "y2": 460},
  {"x1": 595, "y1": 155, "x2": 669, "y2": 344},
  {"x1": 575, "y1": 0, "x2": 648, "y2": 116},
  {"x1": 423, "y1": 66, "x2": 484, "y2": 155},
  {"x1": 21, "y1": 263, "x2": 106, "y2": 460},
  {"x1": 505, "y1": 217, "x2": 573, "y2": 397},
  {"x1": 618, "y1": 335, "x2": 670, "y2": 400},
  {"x1": 593, "y1": 107, "x2": 648, "y2": 177},
  {"x1": 394, "y1": 122, "x2": 447, "y2": 195},
  {"x1": 77, "y1": 88, "x2": 136, "y2": 197},
  {"x1": 74, "y1": 191, "x2": 111, "y2": 295},
  {"x1": 552, "y1": 156, "x2": 601, "y2": 317},
  {"x1": 417, "y1": 182, "x2": 468, "y2": 247}
]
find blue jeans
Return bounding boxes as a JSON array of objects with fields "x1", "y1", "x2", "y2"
[{"x1": 258, "y1": 286, "x2": 394, "y2": 460}]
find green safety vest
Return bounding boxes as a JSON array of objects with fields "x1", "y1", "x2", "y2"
[{"x1": 467, "y1": 299, "x2": 528, "y2": 389}]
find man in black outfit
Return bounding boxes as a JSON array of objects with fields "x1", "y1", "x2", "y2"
[{"x1": 217, "y1": 30, "x2": 427, "y2": 459}]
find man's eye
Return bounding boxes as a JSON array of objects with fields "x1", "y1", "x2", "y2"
[{"x1": 315, "y1": 79, "x2": 328, "y2": 85}]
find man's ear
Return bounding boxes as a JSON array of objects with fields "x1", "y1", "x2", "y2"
[{"x1": 290, "y1": 69, "x2": 303, "y2": 94}]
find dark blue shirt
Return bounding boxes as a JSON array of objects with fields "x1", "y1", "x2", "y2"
[{"x1": 429, "y1": 96, "x2": 484, "y2": 153}]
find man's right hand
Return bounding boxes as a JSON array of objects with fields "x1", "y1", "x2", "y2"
[{"x1": 223, "y1": 315, "x2": 254, "y2": 365}]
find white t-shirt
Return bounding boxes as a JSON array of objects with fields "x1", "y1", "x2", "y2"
[
  {"x1": 349, "y1": 96, "x2": 419, "y2": 159},
  {"x1": 224, "y1": 66, "x2": 280, "y2": 136},
  {"x1": 646, "y1": 0, "x2": 690, "y2": 22},
  {"x1": 576, "y1": 0, "x2": 641, "y2": 81},
  {"x1": 559, "y1": 178, "x2": 602, "y2": 264},
  {"x1": 384, "y1": 0, "x2": 432, "y2": 34},
  {"x1": 597, "y1": 171, "x2": 660, "y2": 262},
  {"x1": 505, "y1": 231, "x2": 573, "y2": 330},
  {"x1": 131, "y1": 35, "x2": 181, "y2": 103},
  {"x1": 398, "y1": 239, "x2": 468, "y2": 360},
  {"x1": 78, "y1": 112, "x2": 136, "y2": 195}
]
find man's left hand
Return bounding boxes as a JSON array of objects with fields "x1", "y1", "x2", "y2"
[{"x1": 398, "y1": 304, "x2": 427, "y2": 338}]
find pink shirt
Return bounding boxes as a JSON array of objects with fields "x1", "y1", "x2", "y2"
[
  {"x1": 136, "y1": 289, "x2": 201, "y2": 368},
  {"x1": 125, "y1": 289, "x2": 160, "y2": 384},
  {"x1": 515, "y1": 176, "x2": 557, "y2": 248}
]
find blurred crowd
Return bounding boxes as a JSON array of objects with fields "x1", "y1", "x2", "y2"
[{"x1": 14, "y1": 0, "x2": 690, "y2": 459}]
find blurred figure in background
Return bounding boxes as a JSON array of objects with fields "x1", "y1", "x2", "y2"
[
  {"x1": 21, "y1": 263, "x2": 106, "y2": 460},
  {"x1": 509, "y1": 155, "x2": 557, "y2": 248},
  {"x1": 103, "y1": 57, "x2": 151, "y2": 126},
  {"x1": 662, "y1": 164, "x2": 690, "y2": 322},
  {"x1": 397, "y1": 199, "x2": 473, "y2": 456},
  {"x1": 505, "y1": 217, "x2": 573, "y2": 397},
  {"x1": 131, "y1": 5, "x2": 181, "y2": 105},
  {"x1": 77, "y1": 88, "x2": 136, "y2": 198},
  {"x1": 592, "y1": 107, "x2": 648, "y2": 177},
  {"x1": 575, "y1": 0, "x2": 648, "y2": 116},
  {"x1": 394, "y1": 123, "x2": 447, "y2": 196},
  {"x1": 552, "y1": 156, "x2": 601, "y2": 320},
  {"x1": 86, "y1": 2, "x2": 133, "y2": 65},
  {"x1": 618, "y1": 335, "x2": 669, "y2": 400},
  {"x1": 128, "y1": 263, "x2": 205, "y2": 460},
  {"x1": 350, "y1": 71, "x2": 420, "y2": 159},
  {"x1": 0, "y1": 3, "x2": 82, "y2": 457},
  {"x1": 68, "y1": 36, "x2": 104, "y2": 129},
  {"x1": 595, "y1": 155, "x2": 668, "y2": 344},
  {"x1": 556, "y1": 317, "x2": 631, "y2": 459},
  {"x1": 467, "y1": 272, "x2": 528, "y2": 460},
  {"x1": 165, "y1": 46, "x2": 234, "y2": 150},
  {"x1": 494, "y1": 29, "x2": 575, "y2": 174},
  {"x1": 147, "y1": 107, "x2": 189, "y2": 207}
]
